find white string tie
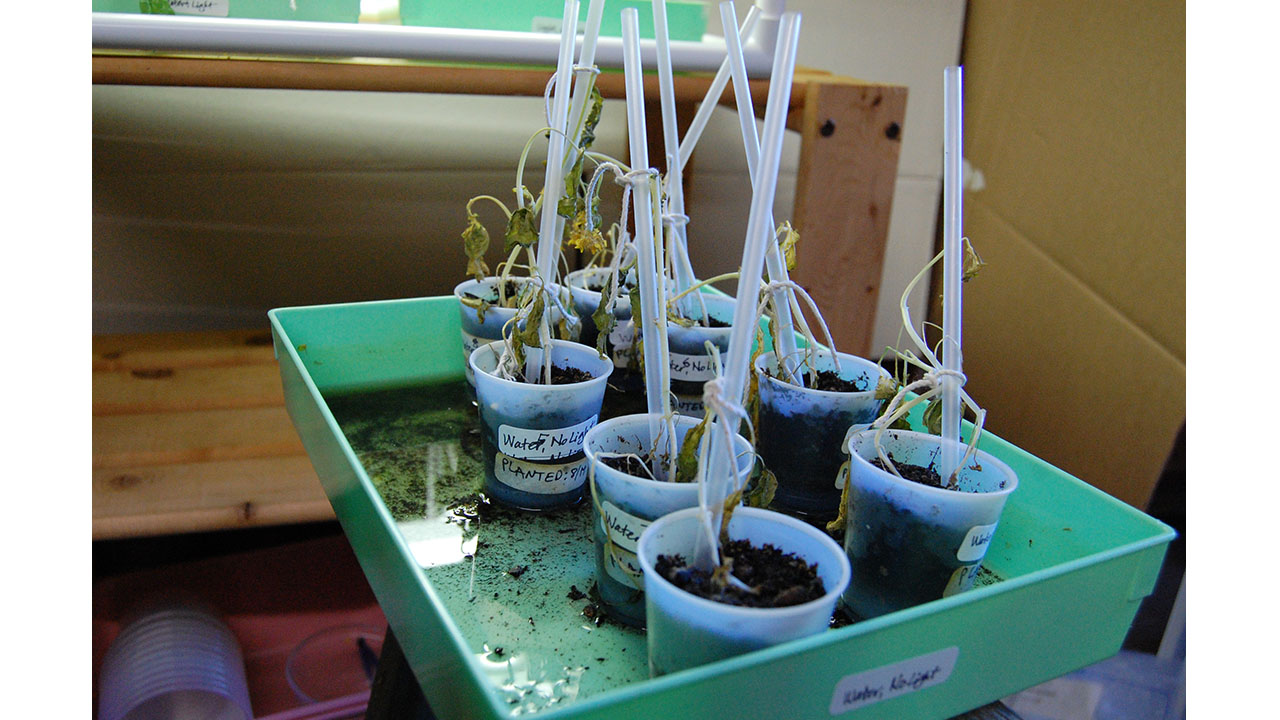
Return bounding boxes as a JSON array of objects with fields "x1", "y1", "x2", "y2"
[
  {"x1": 701, "y1": 377, "x2": 747, "y2": 429},
  {"x1": 923, "y1": 367, "x2": 967, "y2": 389},
  {"x1": 661, "y1": 212, "x2": 690, "y2": 228}
]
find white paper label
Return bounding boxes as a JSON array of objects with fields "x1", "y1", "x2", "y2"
[
  {"x1": 943, "y1": 564, "x2": 982, "y2": 597},
  {"x1": 168, "y1": 0, "x2": 230, "y2": 17},
  {"x1": 603, "y1": 545, "x2": 644, "y2": 588},
  {"x1": 957, "y1": 523, "x2": 998, "y2": 562},
  {"x1": 608, "y1": 323, "x2": 636, "y2": 367},
  {"x1": 669, "y1": 352, "x2": 717, "y2": 382},
  {"x1": 460, "y1": 329, "x2": 491, "y2": 359},
  {"x1": 498, "y1": 416, "x2": 596, "y2": 461},
  {"x1": 828, "y1": 647, "x2": 959, "y2": 715},
  {"x1": 599, "y1": 501, "x2": 647, "y2": 553},
  {"x1": 671, "y1": 394, "x2": 706, "y2": 418},
  {"x1": 493, "y1": 454, "x2": 589, "y2": 494}
]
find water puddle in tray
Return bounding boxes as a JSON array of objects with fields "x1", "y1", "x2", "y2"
[{"x1": 325, "y1": 380, "x2": 650, "y2": 712}]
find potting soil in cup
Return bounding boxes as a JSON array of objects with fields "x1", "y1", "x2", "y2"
[
  {"x1": 842, "y1": 429, "x2": 1017, "y2": 619},
  {"x1": 754, "y1": 351, "x2": 888, "y2": 521},
  {"x1": 654, "y1": 538, "x2": 826, "y2": 608}
]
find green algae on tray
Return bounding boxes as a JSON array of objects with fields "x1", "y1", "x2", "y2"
[{"x1": 325, "y1": 380, "x2": 650, "y2": 713}]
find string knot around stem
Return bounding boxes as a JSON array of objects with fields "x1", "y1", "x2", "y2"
[
  {"x1": 701, "y1": 377, "x2": 747, "y2": 429},
  {"x1": 661, "y1": 212, "x2": 690, "y2": 228},
  {"x1": 572, "y1": 64, "x2": 601, "y2": 76},
  {"x1": 923, "y1": 367, "x2": 967, "y2": 389},
  {"x1": 621, "y1": 168, "x2": 659, "y2": 187}
]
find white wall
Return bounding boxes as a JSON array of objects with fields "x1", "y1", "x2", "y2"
[{"x1": 93, "y1": 0, "x2": 964, "y2": 353}]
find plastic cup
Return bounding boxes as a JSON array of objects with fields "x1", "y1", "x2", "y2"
[
  {"x1": 637, "y1": 506, "x2": 851, "y2": 676},
  {"x1": 286, "y1": 624, "x2": 383, "y2": 704},
  {"x1": 454, "y1": 277, "x2": 574, "y2": 386},
  {"x1": 663, "y1": 293, "x2": 736, "y2": 417},
  {"x1": 842, "y1": 428, "x2": 1018, "y2": 619},
  {"x1": 98, "y1": 602, "x2": 253, "y2": 720},
  {"x1": 470, "y1": 339, "x2": 613, "y2": 511},
  {"x1": 565, "y1": 267, "x2": 644, "y2": 415},
  {"x1": 753, "y1": 350, "x2": 889, "y2": 521},
  {"x1": 583, "y1": 413, "x2": 754, "y2": 627},
  {"x1": 564, "y1": 267, "x2": 635, "y2": 352}
]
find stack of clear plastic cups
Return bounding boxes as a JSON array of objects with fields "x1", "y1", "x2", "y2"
[{"x1": 98, "y1": 600, "x2": 253, "y2": 720}]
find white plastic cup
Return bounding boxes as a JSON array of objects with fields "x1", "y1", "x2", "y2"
[
  {"x1": 842, "y1": 428, "x2": 1018, "y2": 619},
  {"x1": 584, "y1": 413, "x2": 754, "y2": 627},
  {"x1": 753, "y1": 350, "x2": 890, "y2": 521},
  {"x1": 454, "y1": 277, "x2": 574, "y2": 385},
  {"x1": 470, "y1": 339, "x2": 613, "y2": 510},
  {"x1": 565, "y1": 267, "x2": 644, "y2": 411},
  {"x1": 637, "y1": 506, "x2": 851, "y2": 676},
  {"x1": 564, "y1": 266, "x2": 635, "y2": 352},
  {"x1": 663, "y1": 293, "x2": 736, "y2": 417},
  {"x1": 98, "y1": 602, "x2": 253, "y2": 720}
]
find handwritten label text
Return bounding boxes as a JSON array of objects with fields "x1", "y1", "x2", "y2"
[
  {"x1": 498, "y1": 415, "x2": 597, "y2": 461},
  {"x1": 829, "y1": 647, "x2": 959, "y2": 715}
]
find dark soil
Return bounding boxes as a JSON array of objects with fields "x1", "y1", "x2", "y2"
[
  {"x1": 518, "y1": 364, "x2": 593, "y2": 385},
  {"x1": 550, "y1": 365, "x2": 592, "y2": 384},
  {"x1": 585, "y1": 278, "x2": 636, "y2": 293},
  {"x1": 599, "y1": 454, "x2": 653, "y2": 478},
  {"x1": 655, "y1": 538, "x2": 825, "y2": 608},
  {"x1": 703, "y1": 316, "x2": 731, "y2": 328},
  {"x1": 871, "y1": 456, "x2": 949, "y2": 490},
  {"x1": 464, "y1": 280, "x2": 524, "y2": 304},
  {"x1": 766, "y1": 368, "x2": 869, "y2": 392}
]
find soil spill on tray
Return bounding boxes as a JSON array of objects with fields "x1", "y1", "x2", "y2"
[{"x1": 325, "y1": 380, "x2": 647, "y2": 711}]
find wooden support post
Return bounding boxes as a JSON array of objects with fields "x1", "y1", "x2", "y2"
[{"x1": 790, "y1": 80, "x2": 906, "y2": 357}]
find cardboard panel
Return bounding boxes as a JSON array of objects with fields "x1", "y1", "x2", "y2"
[
  {"x1": 961, "y1": 202, "x2": 1183, "y2": 509},
  {"x1": 963, "y1": 0, "x2": 1185, "y2": 360}
]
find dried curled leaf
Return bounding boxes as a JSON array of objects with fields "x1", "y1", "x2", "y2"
[
  {"x1": 510, "y1": 291, "x2": 546, "y2": 371},
  {"x1": 743, "y1": 460, "x2": 778, "y2": 509},
  {"x1": 747, "y1": 323, "x2": 766, "y2": 431},
  {"x1": 922, "y1": 396, "x2": 944, "y2": 436},
  {"x1": 719, "y1": 488, "x2": 744, "y2": 545},
  {"x1": 628, "y1": 285, "x2": 643, "y2": 328},
  {"x1": 826, "y1": 467, "x2": 851, "y2": 535},
  {"x1": 874, "y1": 376, "x2": 901, "y2": 401},
  {"x1": 458, "y1": 294, "x2": 492, "y2": 324},
  {"x1": 461, "y1": 211, "x2": 491, "y2": 281},
  {"x1": 505, "y1": 207, "x2": 538, "y2": 253},
  {"x1": 673, "y1": 414, "x2": 712, "y2": 484},
  {"x1": 962, "y1": 237, "x2": 987, "y2": 282},
  {"x1": 566, "y1": 210, "x2": 606, "y2": 255},
  {"x1": 591, "y1": 284, "x2": 617, "y2": 355},
  {"x1": 776, "y1": 221, "x2": 800, "y2": 272}
]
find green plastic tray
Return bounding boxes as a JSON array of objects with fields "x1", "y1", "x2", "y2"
[{"x1": 269, "y1": 295, "x2": 1174, "y2": 720}]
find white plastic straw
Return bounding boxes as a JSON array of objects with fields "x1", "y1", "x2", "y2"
[
  {"x1": 652, "y1": 0, "x2": 701, "y2": 320},
  {"x1": 560, "y1": 0, "x2": 606, "y2": 178},
  {"x1": 622, "y1": 8, "x2": 674, "y2": 458},
  {"x1": 695, "y1": 10, "x2": 802, "y2": 569},
  {"x1": 940, "y1": 65, "x2": 964, "y2": 480},
  {"x1": 548, "y1": 0, "x2": 606, "y2": 265},
  {"x1": 674, "y1": 6, "x2": 762, "y2": 173},
  {"x1": 719, "y1": 0, "x2": 801, "y2": 385},
  {"x1": 534, "y1": 0, "x2": 581, "y2": 282}
]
